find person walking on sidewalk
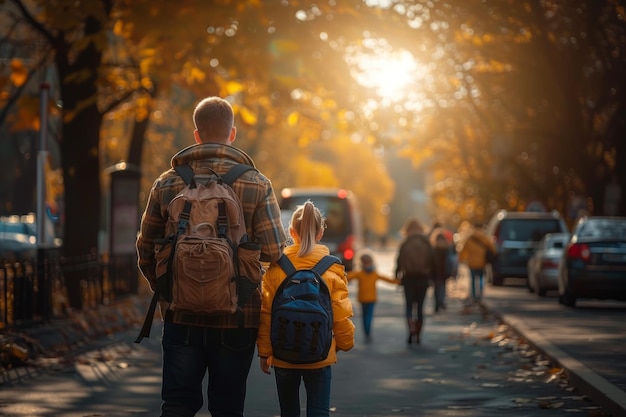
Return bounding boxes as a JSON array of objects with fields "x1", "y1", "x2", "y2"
[
  {"x1": 136, "y1": 96, "x2": 286, "y2": 417},
  {"x1": 395, "y1": 218, "x2": 436, "y2": 345},
  {"x1": 429, "y1": 227, "x2": 458, "y2": 313},
  {"x1": 257, "y1": 201, "x2": 355, "y2": 417},
  {"x1": 347, "y1": 251, "x2": 399, "y2": 342},
  {"x1": 459, "y1": 223, "x2": 496, "y2": 302}
]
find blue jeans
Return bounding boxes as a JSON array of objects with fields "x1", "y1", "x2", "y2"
[
  {"x1": 160, "y1": 322, "x2": 257, "y2": 417},
  {"x1": 274, "y1": 366, "x2": 332, "y2": 417},
  {"x1": 469, "y1": 268, "x2": 485, "y2": 300},
  {"x1": 361, "y1": 302, "x2": 375, "y2": 336}
]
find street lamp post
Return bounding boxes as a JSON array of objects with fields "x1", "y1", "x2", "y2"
[{"x1": 36, "y1": 82, "x2": 51, "y2": 320}]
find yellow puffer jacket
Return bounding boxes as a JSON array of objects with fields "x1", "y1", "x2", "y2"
[
  {"x1": 347, "y1": 270, "x2": 398, "y2": 303},
  {"x1": 257, "y1": 244, "x2": 355, "y2": 369},
  {"x1": 459, "y1": 230, "x2": 497, "y2": 270}
]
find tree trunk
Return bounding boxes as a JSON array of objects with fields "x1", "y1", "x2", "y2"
[
  {"x1": 60, "y1": 105, "x2": 102, "y2": 310},
  {"x1": 55, "y1": 15, "x2": 105, "y2": 310}
]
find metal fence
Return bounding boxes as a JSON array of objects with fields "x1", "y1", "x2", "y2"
[{"x1": 0, "y1": 250, "x2": 139, "y2": 329}]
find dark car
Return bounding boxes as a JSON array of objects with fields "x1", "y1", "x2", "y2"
[
  {"x1": 527, "y1": 232, "x2": 570, "y2": 296},
  {"x1": 558, "y1": 216, "x2": 626, "y2": 307},
  {"x1": 485, "y1": 210, "x2": 569, "y2": 286}
]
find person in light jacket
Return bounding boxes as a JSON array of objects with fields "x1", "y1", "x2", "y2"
[
  {"x1": 459, "y1": 225, "x2": 497, "y2": 301},
  {"x1": 257, "y1": 201, "x2": 355, "y2": 417}
]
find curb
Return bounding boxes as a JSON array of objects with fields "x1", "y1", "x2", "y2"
[{"x1": 483, "y1": 300, "x2": 626, "y2": 417}]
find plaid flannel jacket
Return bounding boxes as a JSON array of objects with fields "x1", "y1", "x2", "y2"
[{"x1": 136, "y1": 143, "x2": 286, "y2": 328}]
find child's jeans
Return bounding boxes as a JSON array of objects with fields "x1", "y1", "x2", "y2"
[
  {"x1": 274, "y1": 366, "x2": 332, "y2": 417},
  {"x1": 361, "y1": 302, "x2": 375, "y2": 336},
  {"x1": 469, "y1": 268, "x2": 485, "y2": 300}
]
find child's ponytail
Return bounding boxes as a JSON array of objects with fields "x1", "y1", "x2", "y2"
[{"x1": 290, "y1": 200, "x2": 325, "y2": 257}]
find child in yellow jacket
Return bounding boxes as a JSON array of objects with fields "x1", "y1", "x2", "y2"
[
  {"x1": 257, "y1": 201, "x2": 355, "y2": 417},
  {"x1": 347, "y1": 251, "x2": 399, "y2": 342}
]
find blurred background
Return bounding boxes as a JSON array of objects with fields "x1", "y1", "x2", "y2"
[{"x1": 0, "y1": 1, "x2": 624, "y2": 314}]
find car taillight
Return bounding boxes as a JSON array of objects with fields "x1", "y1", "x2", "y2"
[
  {"x1": 493, "y1": 225, "x2": 502, "y2": 246},
  {"x1": 338, "y1": 235, "x2": 355, "y2": 260},
  {"x1": 567, "y1": 243, "x2": 590, "y2": 262},
  {"x1": 541, "y1": 259, "x2": 560, "y2": 268}
]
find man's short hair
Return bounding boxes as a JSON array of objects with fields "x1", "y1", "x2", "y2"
[{"x1": 193, "y1": 97, "x2": 234, "y2": 142}]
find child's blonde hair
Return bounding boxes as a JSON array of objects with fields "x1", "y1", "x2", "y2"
[{"x1": 290, "y1": 200, "x2": 326, "y2": 257}]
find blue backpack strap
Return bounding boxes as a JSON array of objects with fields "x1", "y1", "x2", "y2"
[
  {"x1": 276, "y1": 254, "x2": 297, "y2": 275},
  {"x1": 221, "y1": 163, "x2": 256, "y2": 186},
  {"x1": 312, "y1": 255, "x2": 342, "y2": 276}
]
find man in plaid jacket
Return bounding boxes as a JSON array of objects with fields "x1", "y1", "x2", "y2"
[{"x1": 137, "y1": 96, "x2": 286, "y2": 417}]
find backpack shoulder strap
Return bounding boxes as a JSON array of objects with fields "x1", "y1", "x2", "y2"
[
  {"x1": 174, "y1": 164, "x2": 196, "y2": 188},
  {"x1": 222, "y1": 164, "x2": 257, "y2": 186},
  {"x1": 276, "y1": 254, "x2": 297, "y2": 275},
  {"x1": 312, "y1": 255, "x2": 342, "y2": 276}
]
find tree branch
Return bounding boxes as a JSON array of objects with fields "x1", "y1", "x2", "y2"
[{"x1": 9, "y1": 0, "x2": 56, "y2": 46}]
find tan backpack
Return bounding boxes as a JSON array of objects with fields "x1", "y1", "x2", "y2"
[{"x1": 136, "y1": 164, "x2": 261, "y2": 342}]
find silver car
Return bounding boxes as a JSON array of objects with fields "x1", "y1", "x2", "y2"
[
  {"x1": 485, "y1": 210, "x2": 569, "y2": 286},
  {"x1": 527, "y1": 232, "x2": 570, "y2": 296}
]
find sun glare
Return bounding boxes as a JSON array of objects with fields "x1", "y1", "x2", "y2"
[{"x1": 348, "y1": 45, "x2": 424, "y2": 106}]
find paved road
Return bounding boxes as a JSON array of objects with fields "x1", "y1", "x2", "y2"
[
  {"x1": 0, "y1": 246, "x2": 618, "y2": 416},
  {"x1": 481, "y1": 280, "x2": 626, "y2": 417}
]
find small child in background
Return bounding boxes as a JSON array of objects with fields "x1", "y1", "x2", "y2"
[{"x1": 347, "y1": 252, "x2": 399, "y2": 342}]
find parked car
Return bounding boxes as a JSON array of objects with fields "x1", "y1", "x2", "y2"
[
  {"x1": 558, "y1": 216, "x2": 626, "y2": 307},
  {"x1": 485, "y1": 210, "x2": 569, "y2": 286},
  {"x1": 0, "y1": 219, "x2": 37, "y2": 262},
  {"x1": 527, "y1": 232, "x2": 570, "y2": 296}
]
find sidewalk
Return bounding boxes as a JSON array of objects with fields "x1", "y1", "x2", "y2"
[
  {"x1": 0, "y1": 295, "x2": 149, "y2": 382},
  {"x1": 0, "y1": 280, "x2": 616, "y2": 417}
]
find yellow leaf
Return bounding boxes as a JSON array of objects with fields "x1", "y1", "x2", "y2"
[
  {"x1": 187, "y1": 67, "x2": 206, "y2": 84},
  {"x1": 142, "y1": 48, "x2": 157, "y2": 58},
  {"x1": 141, "y1": 77, "x2": 154, "y2": 90},
  {"x1": 287, "y1": 111, "x2": 299, "y2": 126},
  {"x1": 9, "y1": 59, "x2": 28, "y2": 87},
  {"x1": 136, "y1": 106, "x2": 149, "y2": 122},
  {"x1": 239, "y1": 107, "x2": 257, "y2": 125},
  {"x1": 225, "y1": 81, "x2": 244, "y2": 95},
  {"x1": 113, "y1": 20, "x2": 124, "y2": 36}
]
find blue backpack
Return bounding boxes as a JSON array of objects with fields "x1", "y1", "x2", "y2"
[{"x1": 270, "y1": 254, "x2": 341, "y2": 364}]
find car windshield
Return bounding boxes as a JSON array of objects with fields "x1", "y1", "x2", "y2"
[
  {"x1": 578, "y1": 219, "x2": 626, "y2": 239},
  {"x1": 498, "y1": 219, "x2": 564, "y2": 241},
  {"x1": 281, "y1": 196, "x2": 350, "y2": 238}
]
